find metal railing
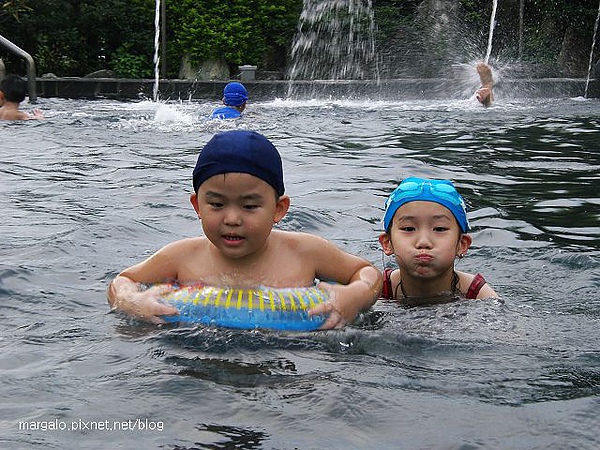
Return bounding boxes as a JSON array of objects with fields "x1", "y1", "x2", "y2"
[{"x1": 0, "y1": 34, "x2": 37, "y2": 103}]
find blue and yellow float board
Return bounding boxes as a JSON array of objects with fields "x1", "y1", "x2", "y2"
[{"x1": 160, "y1": 285, "x2": 328, "y2": 331}]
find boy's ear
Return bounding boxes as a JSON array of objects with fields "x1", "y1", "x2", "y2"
[
  {"x1": 190, "y1": 192, "x2": 201, "y2": 218},
  {"x1": 379, "y1": 232, "x2": 395, "y2": 256},
  {"x1": 274, "y1": 195, "x2": 290, "y2": 223}
]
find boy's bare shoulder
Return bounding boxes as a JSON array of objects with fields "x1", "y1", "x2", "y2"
[
  {"x1": 0, "y1": 108, "x2": 34, "y2": 121},
  {"x1": 161, "y1": 236, "x2": 209, "y2": 254},
  {"x1": 272, "y1": 229, "x2": 330, "y2": 248}
]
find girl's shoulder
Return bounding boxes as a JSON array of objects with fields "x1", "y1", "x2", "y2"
[{"x1": 456, "y1": 270, "x2": 497, "y2": 299}]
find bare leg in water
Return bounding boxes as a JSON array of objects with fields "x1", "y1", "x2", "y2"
[{"x1": 475, "y1": 62, "x2": 494, "y2": 107}]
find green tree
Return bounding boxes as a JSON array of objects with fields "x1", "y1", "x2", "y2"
[
  {"x1": 1, "y1": 0, "x2": 156, "y2": 77},
  {"x1": 168, "y1": 0, "x2": 302, "y2": 73}
]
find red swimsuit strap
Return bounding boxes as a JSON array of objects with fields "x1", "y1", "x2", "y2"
[
  {"x1": 381, "y1": 268, "x2": 394, "y2": 299},
  {"x1": 466, "y1": 273, "x2": 487, "y2": 299}
]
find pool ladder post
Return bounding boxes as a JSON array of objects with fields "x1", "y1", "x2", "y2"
[{"x1": 0, "y1": 34, "x2": 37, "y2": 103}]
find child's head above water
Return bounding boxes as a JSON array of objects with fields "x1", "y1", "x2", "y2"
[
  {"x1": 222, "y1": 82, "x2": 248, "y2": 106},
  {"x1": 192, "y1": 130, "x2": 285, "y2": 196},
  {"x1": 382, "y1": 177, "x2": 469, "y2": 233},
  {"x1": 0, "y1": 74, "x2": 27, "y2": 103}
]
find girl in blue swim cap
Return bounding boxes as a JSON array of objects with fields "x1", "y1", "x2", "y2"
[{"x1": 378, "y1": 177, "x2": 498, "y2": 305}]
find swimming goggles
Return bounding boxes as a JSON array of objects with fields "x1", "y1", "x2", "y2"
[{"x1": 382, "y1": 177, "x2": 470, "y2": 233}]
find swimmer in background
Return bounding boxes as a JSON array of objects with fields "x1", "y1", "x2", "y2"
[
  {"x1": 209, "y1": 82, "x2": 248, "y2": 120},
  {"x1": 475, "y1": 62, "x2": 494, "y2": 107},
  {"x1": 378, "y1": 177, "x2": 498, "y2": 306},
  {"x1": 0, "y1": 74, "x2": 43, "y2": 120},
  {"x1": 108, "y1": 130, "x2": 382, "y2": 328}
]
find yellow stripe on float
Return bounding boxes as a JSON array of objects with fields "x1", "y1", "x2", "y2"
[
  {"x1": 258, "y1": 290, "x2": 264, "y2": 311},
  {"x1": 200, "y1": 288, "x2": 212, "y2": 306},
  {"x1": 225, "y1": 289, "x2": 233, "y2": 308},
  {"x1": 248, "y1": 290, "x2": 253, "y2": 310},
  {"x1": 296, "y1": 291, "x2": 306, "y2": 310},
  {"x1": 236, "y1": 289, "x2": 243, "y2": 309},
  {"x1": 289, "y1": 291, "x2": 297, "y2": 311},
  {"x1": 269, "y1": 291, "x2": 276, "y2": 311},
  {"x1": 314, "y1": 289, "x2": 325, "y2": 305},
  {"x1": 214, "y1": 288, "x2": 223, "y2": 307},
  {"x1": 303, "y1": 290, "x2": 316, "y2": 308}
]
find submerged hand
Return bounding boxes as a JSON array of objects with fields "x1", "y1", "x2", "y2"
[
  {"x1": 309, "y1": 282, "x2": 363, "y2": 330},
  {"x1": 27, "y1": 109, "x2": 44, "y2": 119},
  {"x1": 109, "y1": 282, "x2": 179, "y2": 325}
]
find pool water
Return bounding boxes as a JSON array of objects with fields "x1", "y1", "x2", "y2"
[{"x1": 1, "y1": 95, "x2": 599, "y2": 449}]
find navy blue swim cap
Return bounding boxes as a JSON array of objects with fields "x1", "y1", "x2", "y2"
[
  {"x1": 192, "y1": 130, "x2": 285, "y2": 196},
  {"x1": 223, "y1": 82, "x2": 248, "y2": 106}
]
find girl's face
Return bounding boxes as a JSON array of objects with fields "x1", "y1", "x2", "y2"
[
  {"x1": 190, "y1": 172, "x2": 289, "y2": 260},
  {"x1": 379, "y1": 201, "x2": 471, "y2": 280}
]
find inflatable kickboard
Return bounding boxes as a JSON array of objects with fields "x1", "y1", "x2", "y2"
[{"x1": 160, "y1": 285, "x2": 328, "y2": 331}]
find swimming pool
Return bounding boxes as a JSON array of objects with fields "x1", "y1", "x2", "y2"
[{"x1": 1, "y1": 94, "x2": 599, "y2": 449}]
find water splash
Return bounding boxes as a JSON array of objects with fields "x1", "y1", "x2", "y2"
[
  {"x1": 584, "y1": 0, "x2": 600, "y2": 98},
  {"x1": 152, "y1": 0, "x2": 161, "y2": 102},
  {"x1": 484, "y1": 0, "x2": 498, "y2": 63},
  {"x1": 286, "y1": 0, "x2": 378, "y2": 88}
]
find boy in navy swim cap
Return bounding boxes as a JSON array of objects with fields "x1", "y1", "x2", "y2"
[
  {"x1": 209, "y1": 82, "x2": 248, "y2": 120},
  {"x1": 108, "y1": 130, "x2": 382, "y2": 327},
  {"x1": 378, "y1": 177, "x2": 497, "y2": 305}
]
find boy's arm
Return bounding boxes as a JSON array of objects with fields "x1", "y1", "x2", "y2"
[
  {"x1": 307, "y1": 236, "x2": 383, "y2": 329},
  {"x1": 107, "y1": 241, "x2": 188, "y2": 323},
  {"x1": 313, "y1": 264, "x2": 382, "y2": 329},
  {"x1": 107, "y1": 274, "x2": 178, "y2": 324}
]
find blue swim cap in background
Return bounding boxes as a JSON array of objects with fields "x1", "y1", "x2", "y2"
[
  {"x1": 192, "y1": 130, "x2": 284, "y2": 196},
  {"x1": 222, "y1": 82, "x2": 248, "y2": 106},
  {"x1": 382, "y1": 177, "x2": 470, "y2": 233}
]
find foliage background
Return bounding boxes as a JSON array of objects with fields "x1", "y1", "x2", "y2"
[{"x1": 1, "y1": 0, "x2": 598, "y2": 78}]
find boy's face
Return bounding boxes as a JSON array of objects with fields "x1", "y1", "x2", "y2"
[
  {"x1": 190, "y1": 172, "x2": 289, "y2": 260},
  {"x1": 379, "y1": 201, "x2": 471, "y2": 279}
]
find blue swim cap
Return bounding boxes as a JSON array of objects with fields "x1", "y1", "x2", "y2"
[
  {"x1": 192, "y1": 130, "x2": 284, "y2": 196},
  {"x1": 382, "y1": 177, "x2": 470, "y2": 233},
  {"x1": 223, "y1": 82, "x2": 248, "y2": 106}
]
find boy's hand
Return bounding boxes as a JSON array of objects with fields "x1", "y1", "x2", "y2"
[
  {"x1": 29, "y1": 109, "x2": 44, "y2": 119},
  {"x1": 309, "y1": 282, "x2": 362, "y2": 330},
  {"x1": 109, "y1": 282, "x2": 179, "y2": 324}
]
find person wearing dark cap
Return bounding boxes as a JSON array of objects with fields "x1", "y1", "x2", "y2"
[
  {"x1": 108, "y1": 130, "x2": 382, "y2": 328},
  {"x1": 209, "y1": 82, "x2": 248, "y2": 120}
]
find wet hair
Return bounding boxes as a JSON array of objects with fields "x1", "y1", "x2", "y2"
[{"x1": 0, "y1": 74, "x2": 27, "y2": 103}]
